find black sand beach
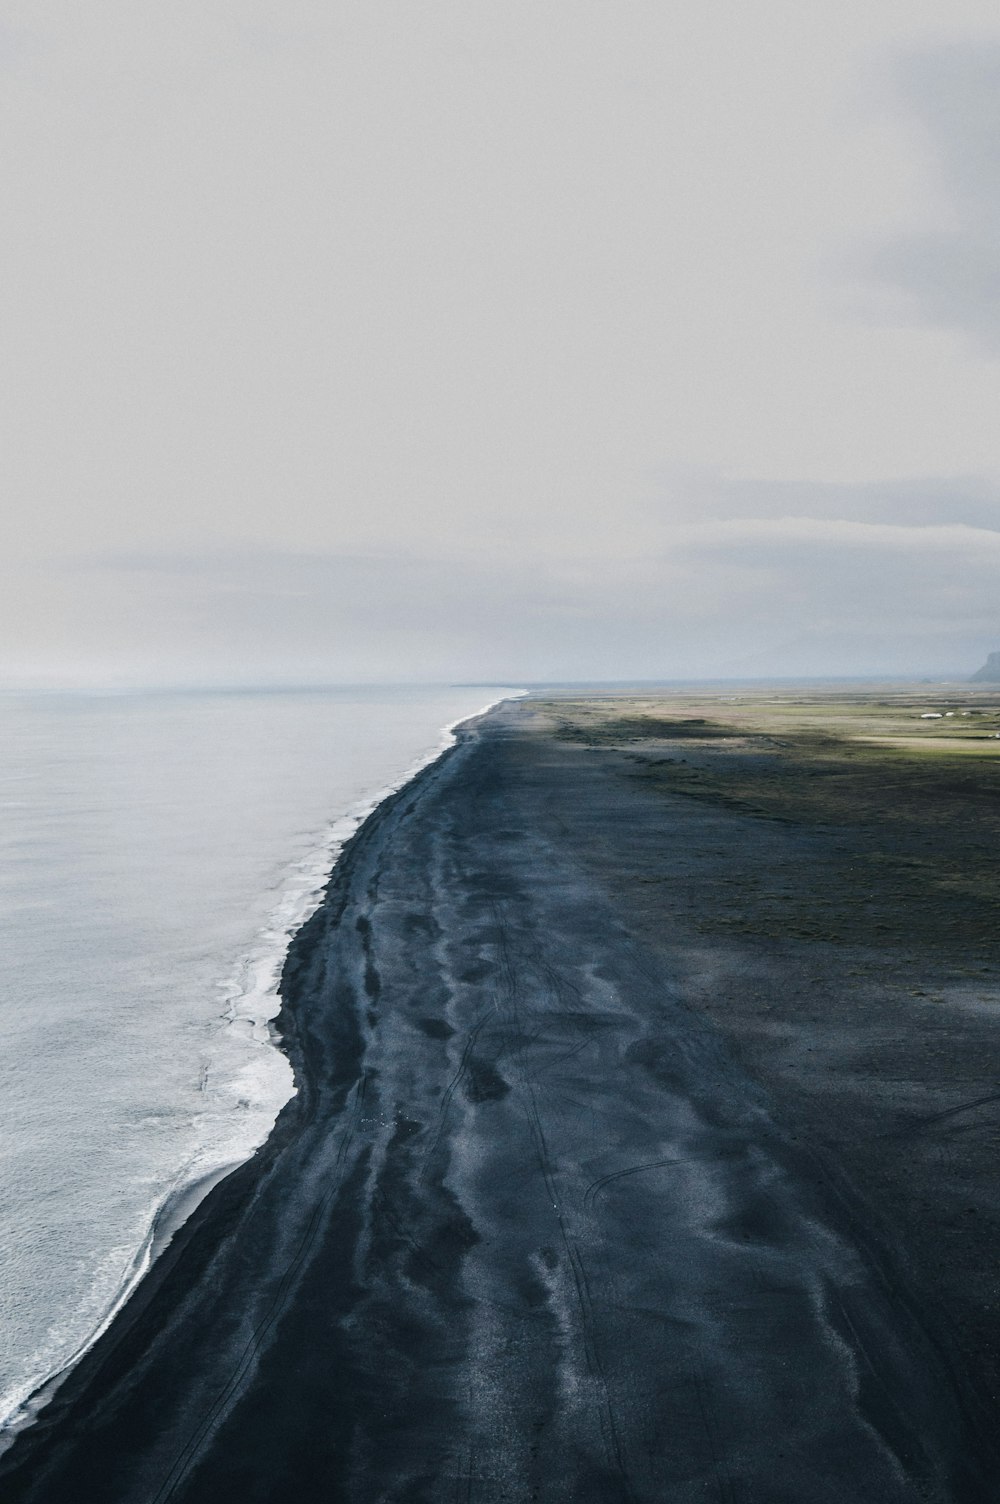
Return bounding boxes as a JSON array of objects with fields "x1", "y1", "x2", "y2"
[{"x1": 2, "y1": 696, "x2": 998, "y2": 1502}]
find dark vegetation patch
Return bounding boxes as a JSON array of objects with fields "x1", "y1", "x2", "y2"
[
  {"x1": 554, "y1": 714, "x2": 735, "y2": 744},
  {"x1": 642, "y1": 748, "x2": 1000, "y2": 955},
  {"x1": 540, "y1": 694, "x2": 1000, "y2": 961},
  {"x1": 631, "y1": 736, "x2": 1000, "y2": 831}
]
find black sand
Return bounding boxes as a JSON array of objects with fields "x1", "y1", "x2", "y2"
[{"x1": 2, "y1": 698, "x2": 997, "y2": 1502}]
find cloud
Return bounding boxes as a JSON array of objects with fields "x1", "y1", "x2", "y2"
[
  {"x1": 9, "y1": 497, "x2": 995, "y2": 686},
  {"x1": 866, "y1": 43, "x2": 1000, "y2": 351},
  {"x1": 5, "y1": 9, "x2": 1000, "y2": 685},
  {"x1": 654, "y1": 471, "x2": 1000, "y2": 531}
]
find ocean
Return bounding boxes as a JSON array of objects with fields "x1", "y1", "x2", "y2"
[{"x1": 0, "y1": 684, "x2": 515, "y2": 1442}]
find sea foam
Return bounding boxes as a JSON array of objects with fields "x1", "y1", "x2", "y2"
[{"x1": 0, "y1": 687, "x2": 519, "y2": 1448}]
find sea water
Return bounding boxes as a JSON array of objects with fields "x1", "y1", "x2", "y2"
[{"x1": 0, "y1": 685, "x2": 516, "y2": 1441}]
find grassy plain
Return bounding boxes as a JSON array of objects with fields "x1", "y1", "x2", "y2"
[{"x1": 546, "y1": 686, "x2": 1000, "y2": 962}]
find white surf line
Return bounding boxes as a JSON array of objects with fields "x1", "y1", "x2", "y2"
[{"x1": 0, "y1": 690, "x2": 524, "y2": 1453}]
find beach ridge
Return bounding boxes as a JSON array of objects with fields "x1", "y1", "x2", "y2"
[{"x1": 1, "y1": 697, "x2": 995, "y2": 1502}]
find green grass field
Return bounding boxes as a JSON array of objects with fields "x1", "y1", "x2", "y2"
[{"x1": 542, "y1": 688, "x2": 1000, "y2": 961}]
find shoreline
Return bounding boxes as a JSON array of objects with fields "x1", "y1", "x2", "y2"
[
  {"x1": 1, "y1": 695, "x2": 996, "y2": 1501},
  {"x1": 0, "y1": 696, "x2": 513, "y2": 1457},
  {"x1": 0, "y1": 734, "x2": 470, "y2": 1497}
]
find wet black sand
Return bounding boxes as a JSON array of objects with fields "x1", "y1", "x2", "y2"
[{"x1": 2, "y1": 698, "x2": 997, "y2": 1502}]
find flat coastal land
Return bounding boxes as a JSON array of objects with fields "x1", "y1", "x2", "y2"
[{"x1": 3, "y1": 689, "x2": 1000, "y2": 1502}]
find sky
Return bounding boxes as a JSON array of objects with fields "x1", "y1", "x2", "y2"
[{"x1": 3, "y1": 1, "x2": 1000, "y2": 685}]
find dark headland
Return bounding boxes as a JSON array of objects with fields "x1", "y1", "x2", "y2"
[
  {"x1": 3, "y1": 691, "x2": 1000, "y2": 1503},
  {"x1": 970, "y1": 652, "x2": 1000, "y2": 682}
]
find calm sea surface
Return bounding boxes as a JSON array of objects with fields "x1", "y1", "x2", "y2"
[{"x1": 0, "y1": 685, "x2": 514, "y2": 1438}]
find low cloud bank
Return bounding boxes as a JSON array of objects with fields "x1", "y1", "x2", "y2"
[{"x1": 5, "y1": 471, "x2": 997, "y2": 685}]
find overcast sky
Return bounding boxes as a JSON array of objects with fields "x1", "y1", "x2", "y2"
[{"x1": 3, "y1": 1, "x2": 1000, "y2": 685}]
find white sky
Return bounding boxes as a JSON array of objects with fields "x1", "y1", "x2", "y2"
[{"x1": 3, "y1": 1, "x2": 1000, "y2": 683}]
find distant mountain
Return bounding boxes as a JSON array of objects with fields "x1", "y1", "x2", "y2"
[{"x1": 970, "y1": 652, "x2": 1000, "y2": 682}]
